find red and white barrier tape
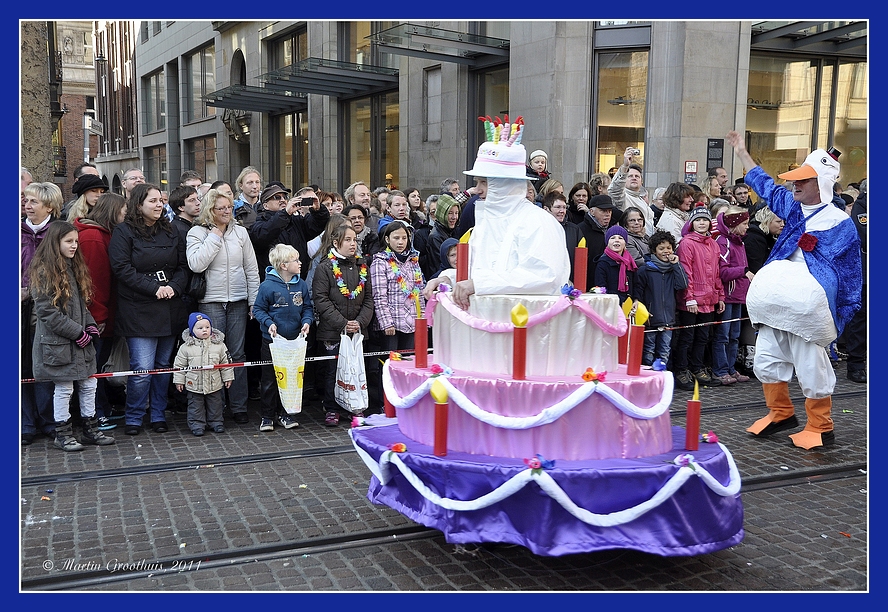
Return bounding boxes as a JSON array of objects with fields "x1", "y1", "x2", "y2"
[{"x1": 21, "y1": 317, "x2": 751, "y2": 384}]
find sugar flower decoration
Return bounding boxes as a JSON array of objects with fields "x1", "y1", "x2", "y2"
[
  {"x1": 582, "y1": 368, "x2": 598, "y2": 382},
  {"x1": 560, "y1": 283, "x2": 582, "y2": 300},
  {"x1": 351, "y1": 416, "x2": 366, "y2": 428},
  {"x1": 589, "y1": 286, "x2": 607, "y2": 294},
  {"x1": 702, "y1": 431, "x2": 719, "y2": 444},
  {"x1": 428, "y1": 363, "x2": 452, "y2": 378},
  {"x1": 672, "y1": 453, "x2": 696, "y2": 471},
  {"x1": 523, "y1": 453, "x2": 555, "y2": 474},
  {"x1": 389, "y1": 352, "x2": 403, "y2": 361},
  {"x1": 388, "y1": 442, "x2": 407, "y2": 453},
  {"x1": 652, "y1": 358, "x2": 667, "y2": 371},
  {"x1": 437, "y1": 283, "x2": 452, "y2": 293},
  {"x1": 798, "y1": 232, "x2": 818, "y2": 252}
]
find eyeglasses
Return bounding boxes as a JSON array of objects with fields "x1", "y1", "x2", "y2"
[{"x1": 269, "y1": 194, "x2": 288, "y2": 201}]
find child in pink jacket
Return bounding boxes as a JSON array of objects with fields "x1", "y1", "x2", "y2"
[{"x1": 672, "y1": 205, "x2": 725, "y2": 390}]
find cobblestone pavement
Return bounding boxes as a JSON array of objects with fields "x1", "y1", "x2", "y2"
[{"x1": 20, "y1": 359, "x2": 870, "y2": 595}]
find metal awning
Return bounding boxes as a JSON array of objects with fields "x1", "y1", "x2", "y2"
[
  {"x1": 204, "y1": 84, "x2": 307, "y2": 115},
  {"x1": 368, "y1": 23, "x2": 509, "y2": 68},
  {"x1": 750, "y1": 21, "x2": 866, "y2": 58},
  {"x1": 259, "y1": 58, "x2": 398, "y2": 100}
]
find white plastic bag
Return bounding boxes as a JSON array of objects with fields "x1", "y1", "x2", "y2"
[
  {"x1": 103, "y1": 336, "x2": 130, "y2": 387},
  {"x1": 269, "y1": 333, "x2": 308, "y2": 415},
  {"x1": 334, "y1": 330, "x2": 369, "y2": 414}
]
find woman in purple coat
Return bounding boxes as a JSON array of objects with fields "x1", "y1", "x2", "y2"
[{"x1": 711, "y1": 206, "x2": 754, "y2": 385}]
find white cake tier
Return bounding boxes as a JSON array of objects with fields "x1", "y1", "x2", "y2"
[{"x1": 428, "y1": 292, "x2": 625, "y2": 378}]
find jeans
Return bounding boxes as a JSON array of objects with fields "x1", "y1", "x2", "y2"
[
  {"x1": 22, "y1": 321, "x2": 56, "y2": 436},
  {"x1": 674, "y1": 310, "x2": 715, "y2": 372},
  {"x1": 125, "y1": 335, "x2": 176, "y2": 426},
  {"x1": 53, "y1": 378, "x2": 97, "y2": 423},
  {"x1": 712, "y1": 302, "x2": 743, "y2": 376},
  {"x1": 201, "y1": 301, "x2": 249, "y2": 415},
  {"x1": 319, "y1": 340, "x2": 343, "y2": 414},
  {"x1": 259, "y1": 338, "x2": 283, "y2": 420},
  {"x1": 642, "y1": 329, "x2": 673, "y2": 366}
]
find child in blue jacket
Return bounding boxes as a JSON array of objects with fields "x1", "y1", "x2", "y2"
[
  {"x1": 635, "y1": 230, "x2": 688, "y2": 367},
  {"x1": 252, "y1": 243, "x2": 314, "y2": 432}
]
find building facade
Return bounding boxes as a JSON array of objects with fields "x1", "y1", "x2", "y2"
[{"x1": 117, "y1": 20, "x2": 869, "y2": 200}]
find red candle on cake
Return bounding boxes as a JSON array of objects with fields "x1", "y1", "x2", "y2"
[
  {"x1": 414, "y1": 293, "x2": 428, "y2": 369},
  {"x1": 456, "y1": 230, "x2": 471, "y2": 282},
  {"x1": 431, "y1": 379, "x2": 449, "y2": 457},
  {"x1": 511, "y1": 304, "x2": 529, "y2": 380},
  {"x1": 685, "y1": 379, "x2": 701, "y2": 451},
  {"x1": 574, "y1": 237, "x2": 588, "y2": 293},
  {"x1": 384, "y1": 394, "x2": 396, "y2": 418},
  {"x1": 626, "y1": 301, "x2": 649, "y2": 376}
]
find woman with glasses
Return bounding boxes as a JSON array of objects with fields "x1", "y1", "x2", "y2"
[
  {"x1": 109, "y1": 184, "x2": 189, "y2": 435},
  {"x1": 619, "y1": 206, "x2": 650, "y2": 267},
  {"x1": 186, "y1": 188, "x2": 261, "y2": 426}
]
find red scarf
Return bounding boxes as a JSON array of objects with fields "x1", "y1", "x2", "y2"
[{"x1": 604, "y1": 247, "x2": 638, "y2": 292}]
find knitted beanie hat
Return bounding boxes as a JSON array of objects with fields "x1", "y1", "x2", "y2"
[
  {"x1": 688, "y1": 204, "x2": 712, "y2": 225},
  {"x1": 435, "y1": 194, "x2": 460, "y2": 226},
  {"x1": 72, "y1": 174, "x2": 108, "y2": 197},
  {"x1": 605, "y1": 225, "x2": 629, "y2": 243},
  {"x1": 188, "y1": 312, "x2": 212, "y2": 337},
  {"x1": 723, "y1": 209, "x2": 750, "y2": 228},
  {"x1": 530, "y1": 150, "x2": 548, "y2": 161}
]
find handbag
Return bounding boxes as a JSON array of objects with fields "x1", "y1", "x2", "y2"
[
  {"x1": 333, "y1": 329, "x2": 369, "y2": 414},
  {"x1": 187, "y1": 270, "x2": 207, "y2": 300},
  {"x1": 269, "y1": 333, "x2": 308, "y2": 415}
]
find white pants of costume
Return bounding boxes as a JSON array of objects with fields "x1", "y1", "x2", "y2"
[{"x1": 753, "y1": 325, "x2": 835, "y2": 399}]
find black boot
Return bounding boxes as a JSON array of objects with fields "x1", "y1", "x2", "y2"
[
  {"x1": 53, "y1": 420, "x2": 85, "y2": 452},
  {"x1": 81, "y1": 417, "x2": 116, "y2": 446}
]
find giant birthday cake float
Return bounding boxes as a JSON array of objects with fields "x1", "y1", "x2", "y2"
[{"x1": 350, "y1": 117, "x2": 743, "y2": 557}]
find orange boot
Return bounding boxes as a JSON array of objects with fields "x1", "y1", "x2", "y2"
[
  {"x1": 746, "y1": 381, "x2": 799, "y2": 437},
  {"x1": 788, "y1": 397, "x2": 835, "y2": 449}
]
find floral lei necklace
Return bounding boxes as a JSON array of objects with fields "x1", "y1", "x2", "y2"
[
  {"x1": 329, "y1": 251, "x2": 367, "y2": 299},
  {"x1": 385, "y1": 247, "x2": 424, "y2": 299}
]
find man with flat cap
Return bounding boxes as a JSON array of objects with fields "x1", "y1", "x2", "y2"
[
  {"x1": 577, "y1": 194, "x2": 618, "y2": 290},
  {"x1": 726, "y1": 130, "x2": 861, "y2": 450},
  {"x1": 248, "y1": 184, "x2": 329, "y2": 282}
]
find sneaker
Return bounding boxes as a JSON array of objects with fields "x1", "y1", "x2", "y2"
[
  {"x1": 192, "y1": 429, "x2": 204, "y2": 437},
  {"x1": 675, "y1": 369, "x2": 695, "y2": 391},
  {"x1": 259, "y1": 418, "x2": 274, "y2": 432},
  {"x1": 716, "y1": 373, "x2": 736, "y2": 385},
  {"x1": 233, "y1": 412, "x2": 250, "y2": 424},
  {"x1": 693, "y1": 369, "x2": 721, "y2": 386},
  {"x1": 731, "y1": 371, "x2": 750, "y2": 383},
  {"x1": 277, "y1": 414, "x2": 299, "y2": 429},
  {"x1": 97, "y1": 416, "x2": 118, "y2": 431},
  {"x1": 212, "y1": 425, "x2": 225, "y2": 433},
  {"x1": 325, "y1": 411, "x2": 340, "y2": 427},
  {"x1": 248, "y1": 388, "x2": 261, "y2": 401}
]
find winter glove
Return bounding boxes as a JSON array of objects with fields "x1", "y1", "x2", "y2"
[
  {"x1": 85, "y1": 324, "x2": 100, "y2": 340},
  {"x1": 75, "y1": 330, "x2": 93, "y2": 348}
]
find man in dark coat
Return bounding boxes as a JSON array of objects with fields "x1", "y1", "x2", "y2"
[
  {"x1": 576, "y1": 194, "x2": 617, "y2": 290},
  {"x1": 845, "y1": 179, "x2": 867, "y2": 383},
  {"x1": 249, "y1": 184, "x2": 329, "y2": 281}
]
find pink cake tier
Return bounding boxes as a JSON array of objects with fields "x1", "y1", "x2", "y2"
[{"x1": 383, "y1": 359, "x2": 674, "y2": 461}]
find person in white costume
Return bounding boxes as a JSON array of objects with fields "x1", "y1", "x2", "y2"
[
  {"x1": 423, "y1": 120, "x2": 570, "y2": 309},
  {"x1": 725, "y1": 131, "x2": 861, "y2": 450}
]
